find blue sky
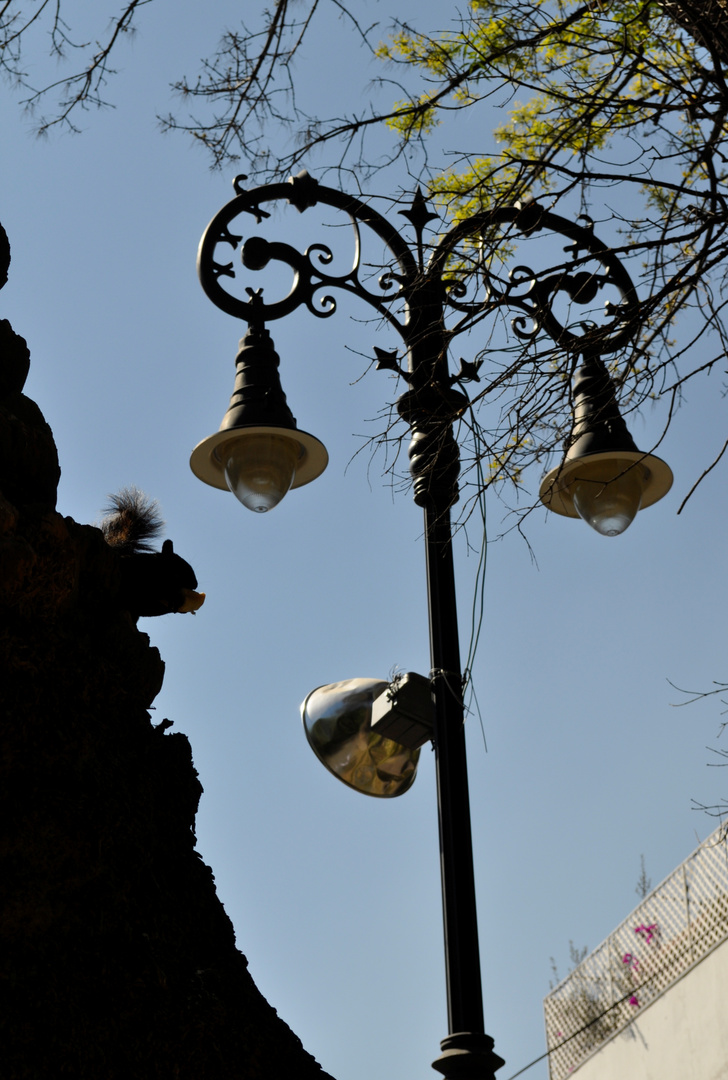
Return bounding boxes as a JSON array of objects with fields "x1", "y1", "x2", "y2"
[{"x1": 2, "y1": 4, "x2": 728, "y2": 1079}]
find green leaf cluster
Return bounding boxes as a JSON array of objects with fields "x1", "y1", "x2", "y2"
[{"x1": 379, "y1": 0, "x2": 721, "y2": 220}]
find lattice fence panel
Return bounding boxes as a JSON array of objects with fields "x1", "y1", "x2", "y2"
[{"x1": 543, "y1": 825, "x2": 728, "y2": 1080}]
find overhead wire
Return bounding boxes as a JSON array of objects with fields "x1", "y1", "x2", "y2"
[
  {"x1": 462, "y1": 423, "x2": 489, "y2": 752},
  {"x1": 503, "y1": 977, "x2": 663, "y2": 1079}
]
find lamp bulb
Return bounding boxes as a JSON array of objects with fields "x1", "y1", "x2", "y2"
[
  {"x1": 223, "y1": 433, "x2": 299, "y2": 513},
  {"x1": 571, "y1": 458, "x2": 647, "y2": 537}
]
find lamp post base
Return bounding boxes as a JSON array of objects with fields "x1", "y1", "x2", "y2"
[{"x1": 432, "y1": 1033, "x2": 505, "y2": 1080}]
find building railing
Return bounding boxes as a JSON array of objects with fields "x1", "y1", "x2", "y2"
[{"x1": 542, "y1": 822, "x2": 728, "y2": 1079}]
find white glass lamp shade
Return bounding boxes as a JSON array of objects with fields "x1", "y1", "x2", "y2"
[
  {"x1": 190, "y1": 424, "x2": 328, "y2": 510},
  {"x1": 224, "y1": 433, "x2": 299, "y2": 512},
  {"x1": 570, "y1": 456, "x2": 645, "y2": 536},
  {"x1": 540, "y1": 450, "x2": 673, "y2": 537},
  {"x1": 301, "y1": 678, "x2": 421, "y2": 798}
]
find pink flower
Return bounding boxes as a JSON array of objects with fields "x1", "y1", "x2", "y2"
[{"x1": 629, "y1": 995, "x2": 640, "y2": 1007}]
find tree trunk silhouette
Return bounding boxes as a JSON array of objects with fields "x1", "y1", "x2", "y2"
[{"x1": 0, "y1": 227, "x2": 333, "y2": 1080}]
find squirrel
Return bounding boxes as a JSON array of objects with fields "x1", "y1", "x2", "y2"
[{"x1": 100, "y1": 487, "x2": 205, "y2": 618}]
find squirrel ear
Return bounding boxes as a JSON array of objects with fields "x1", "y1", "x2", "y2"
[{"x1": 162, "y1": 539, "x2": 174, "y2": 555}]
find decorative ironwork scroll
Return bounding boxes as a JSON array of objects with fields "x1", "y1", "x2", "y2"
[{"x1": 197, "y1": 171, "x2": 640, "y2": 384}]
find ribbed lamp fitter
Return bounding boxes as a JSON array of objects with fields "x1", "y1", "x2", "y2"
[
  {"x1": 539, "y1": 358, "x2": 673, "y2": 536},
  {"x1": 190, "y1": 324, "x2": 328, "y2": 512}
]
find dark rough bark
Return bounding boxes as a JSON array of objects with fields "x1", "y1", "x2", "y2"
[{"x1": 0, "y1": 235, "x2": 334, "y2": 1079}]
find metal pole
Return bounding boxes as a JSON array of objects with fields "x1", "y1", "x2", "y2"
[
  {"x1": 425, "y1": 503, "x2": 483, "y2": 1035},
  {"x1": 398, "y1": 360, "x2": 504, "y2": 1077},
  {"x1": 425, "y1": 504, "x2": 505, "y2": 1080}
]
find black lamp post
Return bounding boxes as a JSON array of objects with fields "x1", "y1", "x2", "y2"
[{"x1": 190, "y1": 172, "x2": 672, "y2": 1080}]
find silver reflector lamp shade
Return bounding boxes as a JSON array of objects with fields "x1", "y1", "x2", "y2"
[{"x1": 301, "y1": 677, "x2": 433, "y2": 798}]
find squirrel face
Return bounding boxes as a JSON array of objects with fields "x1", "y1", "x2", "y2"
[{"x1": 118, "y1": 539, "x2": 206, "y2": 619}]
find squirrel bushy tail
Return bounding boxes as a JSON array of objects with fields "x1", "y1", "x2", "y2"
[
  {"x1": 101, "y1": 487, "x2": 165, "y2": 554},
  {"x1": 99, "y1": 486, "x2": 205, "y2": 617}
]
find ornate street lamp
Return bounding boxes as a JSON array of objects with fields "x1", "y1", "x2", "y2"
[{"x1": 190, "y1": 171, "x2": 672, "y2": 1079}]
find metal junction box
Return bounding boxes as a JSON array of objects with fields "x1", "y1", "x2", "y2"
[{"x1": 370, "y1": 672, "x2": 434, "y2": 750}]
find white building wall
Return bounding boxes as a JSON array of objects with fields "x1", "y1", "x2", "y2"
[
  {"x1": 571, "y1": 935, "x2": 728, "y2": 1080},
  {"x1": 544, "y1": 826, "x2": 728, "y2": 1080}
]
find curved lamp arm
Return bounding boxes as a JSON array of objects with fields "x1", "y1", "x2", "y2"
[
  {"x1": 428, "y1": 201, "x2": 639, "y2": 356},
  {"x1": 193, "y1": 169, "x2": 670, "y2": 528},
  {"x1": 197, "y1": 172, "x2": 640, "y2": 375},
  {"x1": 197, "y1": 171, "x2": 419, "y2": 337}
]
